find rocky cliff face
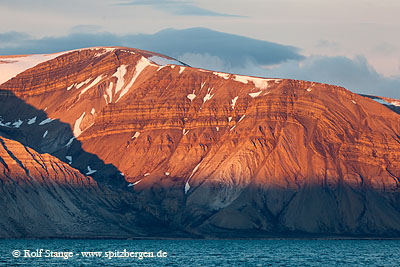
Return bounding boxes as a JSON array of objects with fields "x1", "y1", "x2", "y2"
[
  {"x1": 0, "y1": 134, "x2": 136, "y2": 238},
  {"x1": 1, "y1": 47, "x2": 400, "y2": 237}
]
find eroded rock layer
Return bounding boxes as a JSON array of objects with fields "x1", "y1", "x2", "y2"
[{"x1": 1, "y1": 47, "x2": 400, "y2": 237}]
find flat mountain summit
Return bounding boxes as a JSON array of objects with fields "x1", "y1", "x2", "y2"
[{"x1": 0, "y1": 47, "x2": 400, "y2": 238}]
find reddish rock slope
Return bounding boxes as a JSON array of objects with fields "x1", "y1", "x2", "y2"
[{"x1": 1, "y1": 47, "x2": 400, "y2": 237}]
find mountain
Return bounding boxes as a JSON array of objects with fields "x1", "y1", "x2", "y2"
[
  {"x1": 0, "y1": 134, "x2": 133, "y2": 238},
  {"x1": 0, "y1": 47, "x2": 400, "y2": 238}
]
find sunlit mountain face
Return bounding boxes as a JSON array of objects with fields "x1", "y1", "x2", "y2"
[{"x1": 0, "y1": 47, "x2": 400, "y2": 238}]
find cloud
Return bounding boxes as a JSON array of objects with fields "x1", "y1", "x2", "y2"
[
  {"x1": 116, "y1": 0, "x2": 242, "y2": 17},
  {"x1": 257, "y1": 55, "x2": 400, "y2": 99},
  {"x1": 177, "y1": 53, "x2": 227, "y2": 70},
  {"x1": 128, "y1": 28, "x2": 304, "y2": 66},
  {"x1": 0, "y1": 32, "x2": 122, "y2": 55},
  {"x1": 177, "y1": 52, "x2": 400, "y2": 98},
  {"x1": 0, "y1": 31, "x2": 30, "y2": 45},
  {"x1": 0, "y1": 27, "x2": 303, "y2": 68},
  {"x1": 0, "y1": 27, "x2": 396, "y2": 98}
]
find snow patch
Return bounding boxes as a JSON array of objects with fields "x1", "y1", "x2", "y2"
[
  {"x1": 185, "y1": 162, "x2": 202, "y2": 194},
  {"x1": 67, "y1": 84, "x2": 75, "y2": 90},
  {"x1": 112, "y1": 65, "x2": 128, "y2": 95},
  {"x1": 65, "y1": 137, "x2": 76, "y2": 146},
  {"x1": 213, "y1": 72, "x2": 230, "y2": 80},
  {"x1": 0, "y1": 120, "x2": 11, "y2": 127},
  {"x1": 91, "y1": 108, "x2": 95, "y2": 115},
  {"x1": 351, "y1": 100, "x2": 357, "y2": 104},
  {"x1": 307, "y1": 88, "x2": 313, "y2": 92},
  {"x1": 128, "y1": 180, "x2": 141, "y2": 187},
  {"x1": 117, "y1": 57, "x2": 150, "y2": 102},
  {"x1": 76, "y1": 78, "x2": 91, "y2": 89},
  {"x1": 203, "y1": 88, "x2": 215, "y2": 103},
  {"x1": 372, "y1": 98, "x2": 400, "y2": 107},
  {"x1": 249, "y1": 91, "x2": 262, "y2": 98},
  {"x1": 86, "y1": 166, "x2": 97, "y2": 175},
  {"x1": 39, "y1": 118, "x2": 54, "y2": 125},
  {"x1": 105, "y1": 82, "x2": 113, "y2": 103},
  {"x1": 185, "y1": 182, "x2": 191, "y2": 194},
  {"x1": 198, "y1": 69, "x2": 210, "y2": 73},
  {"x1": 119, "y1": 49, "x2": 134, "y2": 55},
  {"x1": 391, "y1": 101, "x2": 400, "y2": 107},
  {"x1": 238, "y1": 114, "x2": 246, "y2": 123},
  {"x1": 216, "y1": 126, "x2": 219, "y2": 131},
  {"x1": 65, "y1": 156, "x2": 72, "y2": 164},
  {"x1": 230, "y1": 125, "x2": 236, "y2": 131},
  {"x1": 144, "y1": 173, "x2": 150, "y2": 177},
  {"x1": 79, "y1": 75, "x2": 105, "y2": 97},
  {"x1": 234, "y1": 75, "x2": 281, "y2": 89},
  {"x1": 228, "y1": 117, "x2": 232, "y2": 122},
  {"x1": 190, "y1": 163, "x2": 201, "y2": 179},
  {"x1": 183, "y1": 129, "x2": 189, "y2": 135},
  {"x1": 12, "y1": 119, "x2": 23, "y2": 128},
  {"x1": 0, "y1": 52, "x2": 67, "y2": 85},
  {"x1": 187, "y1": 93, "x2": 196, "y2": 101},
  {"x1": 73, "y1": 112, "x2": 85, "y2": 137},
  {"x1": 27, "y1": 116, "x2": 37, "y2": 125},
  {"x1": 94, "y1": 47, "x2": 115, "y2": 57},
  {"x1": 42, "y1": 130, "x2": 48, "y2": 138},
  {"x1": 231, "y1": 96, "x2": 239, "y2": 109},
  {"x1": 179, "y1": 67, "x2": 185, "y2": 74},
  {"x1": 165, "y1": 172, "x2": 170, "y2": 176},
  {"x1": 132, "y1": 131, "x2": 140, "y2": 139},
  {"x1": 234, "y1": 75, "x2": 249, "y2": 84}
]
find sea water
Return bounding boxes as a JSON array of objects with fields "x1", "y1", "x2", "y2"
[{"x1": 1, "y1": 239, "x2": 400, "y2": 266}]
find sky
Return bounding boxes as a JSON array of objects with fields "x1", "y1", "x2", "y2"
[{"x1": 0, "y1": 0, "x2": 399, "y2": 98}]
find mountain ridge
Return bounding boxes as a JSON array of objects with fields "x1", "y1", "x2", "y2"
[{"x1": 0, "y1": 46, "x2": 400, "y2": 238}]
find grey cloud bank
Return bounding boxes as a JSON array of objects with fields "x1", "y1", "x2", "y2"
[
  {"x1": 0, "y1": 27, "x2": 398, "y2": 98},
  {"x1": 0, "y1": 28, "x2": 303, "y2": 67},
  {"x1": 178, "y1": 51, "x2": 400, "y2": 98},
  {"x1": 262, "y1": 56, "x2": 400, "y2": 99}
]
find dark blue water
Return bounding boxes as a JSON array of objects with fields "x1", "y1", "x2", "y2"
[{"x1": 1, "y1": 239, "x2": 400, "y2": 266}]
